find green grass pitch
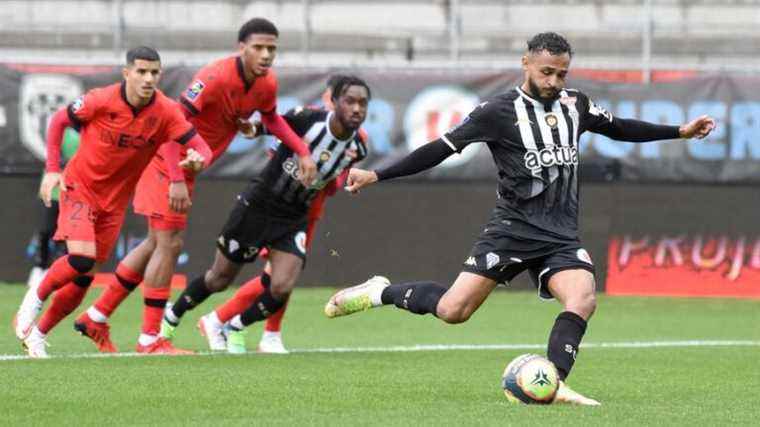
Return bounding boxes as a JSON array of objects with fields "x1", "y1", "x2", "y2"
[{"x1": 0, "y1": 284, "x2": 757, "y2": 426}]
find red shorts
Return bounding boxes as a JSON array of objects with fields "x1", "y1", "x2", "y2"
[
  {"x1": 54, "y1": 185, "x2": 126, "y2": 262},
  {"x1": 133, "y1": 163, "x2": 195, "y2": 231}
]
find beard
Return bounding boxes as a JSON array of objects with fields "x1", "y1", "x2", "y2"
[{"x1": 527, "y1": 78, "x2": 559, "y2": 104}]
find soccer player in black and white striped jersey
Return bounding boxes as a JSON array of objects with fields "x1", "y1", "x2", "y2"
[
  {"x1": 325, "y1": 33, "x2": 716, "y2": 405},
  {"x1": 162, "y1": 76, "x2": 370, "y2": 348}
]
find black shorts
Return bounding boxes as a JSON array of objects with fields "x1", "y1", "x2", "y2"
[
  {"x1": 216, "y1": 196, "x2": 308, "y2": 264},
  {"x1": 461, "y1": 222, "x2": 595, "y2": 300}
]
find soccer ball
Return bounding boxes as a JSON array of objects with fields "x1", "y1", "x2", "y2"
[{"x1": 501, "y1": 354, "x2": 559, "y2": 404}]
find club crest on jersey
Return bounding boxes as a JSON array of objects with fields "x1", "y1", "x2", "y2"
[
  {"x1": 523, "y1": 146, "x2": 579, "y2": 176},
  {"x1": 544, "y1": 113, "x2": 559, "y2": 129},
  {"x1": 186, "y1": 80, "x2": 205, "y2": 101},
  {"x1": 319, "y1": 150, "x2": 331, "y2": 163}
]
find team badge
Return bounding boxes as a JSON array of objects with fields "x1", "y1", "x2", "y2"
[
  {"x1": 186, "y1": 80, "x2": 205, "y2": 101},
  {"x1": 576, "y1": 248, "x2": 593, "y2": 265},
  {"x1": 544, "y1": 113, "x2": 559, "y2": 129},
  {"x1": 228, "y1": 239, "x2": 240, "y2": 254},
  {"x1": 486, "y1": 252, "x2": 501, "y2": 270},
  {"x1": 559, "y1": 96, "x2": 577, "y2": 107},
  {"x1": 71, "y1": 96, "x2": 85, "y2": 112},
  {"x1": 295, "y1": 232, "x2": 307, "y2": 254},
  {"x1": 319, "y1": 151, "x2": 331, "y2": 163}
]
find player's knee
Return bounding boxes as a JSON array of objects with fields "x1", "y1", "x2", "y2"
[
  {"x1": 204, "y1": 268, "x2": 233, "y2": 292},
  {"x1": 435, "y1": 300, "x2": 471, "y2": 324},
  {"x1": 566, "y1": 292, "x2": 597, "y2": 320},
  {"x1": 67, "y1": 254, "x2": 96, "y2": 274},
  {"x1": 269, "y1": 278, "x2": 295, "y2": 300}
]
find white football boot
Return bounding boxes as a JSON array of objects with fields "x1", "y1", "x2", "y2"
[
  {"x1": 257, "y1": 331, "x2": 289, "y2": 354},
  {"x1": 324, "y1": 275, "x2": 390, "y2": 318},
  {"x1": 197, "y1": 313, "x2": 227, "y2": 351},
  {"x1": 22, "y1": 327, "x2": 49, "y2": 359},
  {"x1": 14, "y1": 283, "x2": 44, "y2": 340},
  {"x1": 26, "y1": 267, "x2": 46, "y2": 289},
  {"x1": 554, "y1": 381, "x2": 601, "y2": 406}
]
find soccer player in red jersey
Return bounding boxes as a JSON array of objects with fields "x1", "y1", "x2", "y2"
[
  {"x1": 13, "y1": 46, "x2": 213, "y2": 358},
  {"x1": 74, "y1": 18, "x2": 317, "y2": 353}
]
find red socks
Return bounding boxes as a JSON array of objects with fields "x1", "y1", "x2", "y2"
[
  {"x1": 38, "y1": 278, "x2": 92, "y2": 334},
  {"x1": 215, "y1": 275, "x2": 265, "y2": 323},
  {"x1": 37, "y1": 255, "x2": 82, "y2": 300},
  {"x1": 264, "y1": 299, "x2": 288, "y2": 332},
  {"x1": 93, "y1": 263, "x2": 143, "y2": 318},
  {"x1": 142, "y1": 285, "x2": 170, "y2": 335}
]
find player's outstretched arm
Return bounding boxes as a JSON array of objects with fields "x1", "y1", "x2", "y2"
[
  {"x1": 39, "y1": 108, "x2": 71, "y2": 207},
  {"x1": 345, "y1": 138, "x2": 455, "y2": 194}
]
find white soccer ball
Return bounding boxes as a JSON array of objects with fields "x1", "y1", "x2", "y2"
[{"x1": 501, "y1": 354, "x2": 559, "y2": 404}]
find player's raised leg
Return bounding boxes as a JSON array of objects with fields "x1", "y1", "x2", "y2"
[
  {"x1": 325, "y1": 271, "x2": 497, "y2": 324},
  {"x1": 544, "y1": 268, "x2": 600, "y2": 406}
]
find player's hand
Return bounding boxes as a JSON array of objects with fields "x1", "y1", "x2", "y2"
[
  {"x1": 344, "y1": 168, "x2": 378, "y2": 194},
  {"x1": 38, "y1": 172, "x2": 62, "y2": 207},
  {"x1": 179, "y1": 148, "x2": 206, "y2": 174},
  {"x1": 679, "y1": 115, "x2": 716, "y2": 139},
  {"x1": 168, "y1": 181, "x2": 191, "y2": 213},
  {"x1": 298, "y1": 155, "x2": 318, "y2": 187},
  {"x1": 237, "y1": 118, "x2": 259, "y2": 139}
]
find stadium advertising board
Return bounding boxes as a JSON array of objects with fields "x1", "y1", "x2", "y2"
[
  {"x1": 1, "y1": 63, "x2": 760, "y2": 182},
  {"x1": 607, "y1": 235, "x2": 760, "y2": 299}
]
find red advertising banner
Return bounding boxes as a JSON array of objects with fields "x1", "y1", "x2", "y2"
[{"x1": 607, "y1": 235, "x2": 760, "y2": 299}]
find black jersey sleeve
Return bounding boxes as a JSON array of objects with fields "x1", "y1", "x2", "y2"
[
  {"x1": 577, "y1": 91, "x2": 680, "y2": 142},
  {"x1": 441, "y1": 98, "x2": 505, "y2": 152}
]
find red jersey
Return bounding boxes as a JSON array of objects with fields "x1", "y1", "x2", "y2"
[
  {"x1": 179, "y1": 55, "x2": 277, "y2": 163},
  {"x1": 64, "y1": 82, "x2": 195, "y2": 212}
]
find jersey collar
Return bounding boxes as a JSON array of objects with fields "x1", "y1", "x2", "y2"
[
  {"x1": 235, "y1": 56, "x2": 254, "y2": 92},
  {"x1": 325, "y1": 111, "x2": 356, "y2": 143},
  {"x1": 120, "y1": 81, "x2": 156, "y2": 117}
]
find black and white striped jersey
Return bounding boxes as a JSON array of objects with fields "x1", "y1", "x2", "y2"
[
  {"x1": 245, "y1": 107, "x2": 368, "y2": 219},
  {"x1": 442, "y1": 87, "x2": 619, "y2": 242}
]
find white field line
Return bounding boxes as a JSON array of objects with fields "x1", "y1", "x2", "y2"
[{"x1": 0, "y1": 340, "x2": 758, "y2": 361}]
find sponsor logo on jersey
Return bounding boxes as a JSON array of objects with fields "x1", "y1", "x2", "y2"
[
  {"x1": 523, "y1": 146, "x2": 579, "y2": 175},
  {"x1": 544, "y1": 113, "x2": 559, "y2": 129},
  {"x1": 295, "y1": 231, "x2": 307, "y2": 254},
  {"x1": 486, "y1": 252, "x2": 501, "y2": 270},
  {"x1": 576, "y1": 248, "x2": 593, "y2": 265},
  {"x1": 186, "y1": 80, "x2": 205, "y2": 101},
  {"x1": 588, "y1": 100, "x2": 613, "y2": 122}
]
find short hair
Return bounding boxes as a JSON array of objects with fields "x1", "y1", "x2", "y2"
[
  {"x1": 326, "y1": 74, "x2": 349, "y2": 91},
  {"x1": 126, "y1": 46, "x2": 161, "y2": 65},
  {"x1": 527, "y1": 32, "x2": 573, "y2": 58},
  {"x1": 238, "y1": 17, "x2": 279, "y2": 42},
  {"x1": 330, "y1": 75, "x2": 372, "y2": 101}
]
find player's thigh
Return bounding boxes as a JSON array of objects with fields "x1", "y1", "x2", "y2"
[
  {"x1": 55, "y1": 190, "x2": 97, "y2": 258},
  {"x1": 437, "y1": 272, "x2": 498, "y2": 322},
  {"x1": 94, "y1": 209, "x2": 127, "y2": 263}
]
